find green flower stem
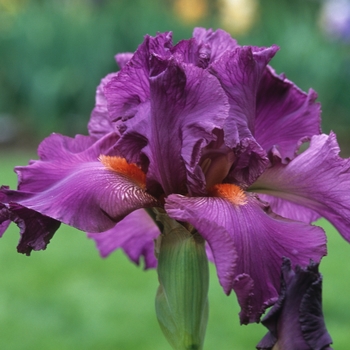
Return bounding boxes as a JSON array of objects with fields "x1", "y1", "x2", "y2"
[{"x1": 155, "y1": 213, "x2": 209, "y2": 350}]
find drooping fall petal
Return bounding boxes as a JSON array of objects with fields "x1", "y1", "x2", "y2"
[
  {"x1": 252, "y1": 132, "x2": 350, "y2": 242},
  {"x1": 1, "y1": 133, "x2": 158, "y2": 233},
  {"x1": 88, "y1": 209, "x2": 160, "y2": 269},
  {"x1": 165, "y1": 191, "x2": 327, "y2": 324}
]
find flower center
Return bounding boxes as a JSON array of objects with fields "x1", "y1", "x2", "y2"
[
  {"x1": 208, "y1": 183, "x2": 247, "y2": 206},
  {"x1": 200, "y1": 151, "x2": 235, "y2": 189},
  {"x1": 99, "y1": 155, "x2": 146, "y2": 189}
]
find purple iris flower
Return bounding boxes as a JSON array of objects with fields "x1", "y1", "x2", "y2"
[
  {"x1": 257, "y1": 258, "x2": 333, "y2": 350},
  {"x1": 1, "y1": 28, "x2": 350, "y2": 324}
]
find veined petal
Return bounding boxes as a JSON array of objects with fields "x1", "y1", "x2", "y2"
[
  {"x1": 165, "y1": 192, "x2": 327, "y2": 324},
  {"x1": 165, "y1": 195, "x2": 237, "y2": 295},
  {"x1": 192, "y1": 27, "x2": 238, "y2": 64},
  {"x1": 145, "y1": 60, "x2": 229, "y2": 195},
  {"x1": 4, "y1": 133, "x2": 158, "y2": 233},
  {"x1": 252, "y1": 133, "x2": 350, "y2": 242},
  {"x1": 172, "y1": 28, "x2": 238, "y2": 69},
  {"x1": 115, "y1": 52, "x2": 133, "y2": 69},
  {"x1": 209, "y1": 45, "x2": 279, "y2": 142},
  {"x1": 258, "y1": 194, "x2": 320, "y2": 224},
  {"x1": 0, "y1": 202, "x2": 60, "y2": 255},
  {"x1": 255, "y1": 66, "x2": 321, "y2": 162},
  {"x1": 227, "y1": 137, "x2": 270, "y2": 188},
  {"x1": 17, "y1": 160, "x2": 157, "y2": 233},
  {"x1": 17, "y1": 132, "x2": 120, "y2": 192},
  {"x1": 88, "y1": 73, "x2": 119, "y2": 139},
  {"x1": 88, "y1": 209, "x2": 159, "y2": 269},
  {"x1": 104, "y1": 32, "x2": 173, "y2": 123}
]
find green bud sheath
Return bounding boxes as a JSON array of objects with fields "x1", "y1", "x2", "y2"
[{"x1": 155, "y1": 214, "x2": 209, "y2": 350}]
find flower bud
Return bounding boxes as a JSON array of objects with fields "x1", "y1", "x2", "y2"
[{"x1": 155, "y1": 214, "x2": 209, "y2": 350}]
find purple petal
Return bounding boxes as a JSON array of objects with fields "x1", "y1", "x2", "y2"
[
  {"x1": 10, "y1": 203, "x2": 61, "y2": 255},
  {"x1": 88, "y1": 73, "x2": 119, "y2": 139},
  {"x1": 115, "y1": 52, "x2": 133, "y2": 69},
  {"x1": 7, "y1": 133, "x2": 158, "y2": 232},
  {"x1": 172, "y1": 28, "x2": 238, "y2": 69},
  {"x1": 88, "y1": 209, "x2": 159, "y2": 269},
  {"x1": 0, "y1": 202, "x2": 60, "y2": 255},
  {"x1": 17, "y1": 132, "x2": 119, "y2": 192},
  {"x1": 144, "y1": 60, "x2": 229, "y2": 195},
  {"x1": 192, "y1": 27, "x2": 238, "y2": 64},
  {"x1": 227, "y1": 137, "x2": 270, "y2": 188},
  {"x1": 257, "y1": 259, "x2": 333, "y2": 350},
  {"x1": 0, "y1": 203, "x2": 11, "y2": 236},
  {"x1": 104, "y1": 32, "x2": 173, "y2": 123},
  {"x1": 165, "y1": 192, "x2": 327, "y2": 324},
  {"x1": 258, "y1": 194, "x2": 320, "y2": 224},
  {"x1": 255, "y1": 66, "x2": 321, "y2": 162},
  {"x1": 209, "y1": 45, "x2": 279, "y2": 142},
  {"x1": 165, "y1": 195, "x2": 237, "y2": 295},
  {"x1": 252, "y1": 133, "x2": 350, "y2": 242}
]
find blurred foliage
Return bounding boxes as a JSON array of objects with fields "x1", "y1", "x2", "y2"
[{"x1": 0, "y1": 0, "x2": 349, "y2": 150}]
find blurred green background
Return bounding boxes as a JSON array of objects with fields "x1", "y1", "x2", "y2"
[
  {"x1": 1, "y1": 0, "x2": 350, "y2": 349},
  {"x1": 0, "y1": 0, "x2": 350, "y2": 148}
]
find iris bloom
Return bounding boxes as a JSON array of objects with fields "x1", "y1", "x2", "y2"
[
  {"x1": 1, "y1": 28, "x2": 350, "y2": 325},
  {"x1": 257, "y1": 258, "x2": 333, "y2": 350}
]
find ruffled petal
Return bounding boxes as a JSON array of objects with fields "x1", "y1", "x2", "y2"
[
  {"x1": 0, "y1": 201, "x2": 60, "y2": 255},
  {"x1": 258, "y1": 194, "x2": 320, "y2": 224},
  {"x1": 192, "y1": 27, "x2": 238, "y2": 64},
  {"x1": 209, "y1": 45, "x2": 279, "y2": 142},
  {"x1": 88, "y1": 209, "x2": 159, "y2": 269},
  {"x1": 88, "y1": 73, "x2": 119, "y2": 139},
  {"x1": 172, "y1": 27, "x2": 238, "y2": 69},
  {"x1": 17, "y1": 132, "x2": 119, "y2": 192},
  {"x1": 144, "y1": 59, "x2": 229, "y2": 195},
  {"x1": 104, "y1": 32, "x2": 173, "y2": 124},
  {"x1": 3, "y1": 133, "x2": 158, "y2": 233},
  {"x1": 255, "y1": 66, "x2": 321, "y2": 162},
  {"x1": 257, "y1": 259, "x2": 333, "y2": 350},
  {"x1": 0, "y1": 203, "x2": 11, "y2": 236},
  {"x1": 165, "y1": 196, "x2": 237, "y2": 295},
  {"x1": 165, "y1": 193, "x2": 327, "y2": 324},
  {"x1": 252, "y1": 133, "x2": 350, "y2": 242},
  {"x1": 227, "y1": 137, "x2": 270, "y2": 188},
  {"x1": 115, "y1": 52, "x2": 133, "y2": 69}
]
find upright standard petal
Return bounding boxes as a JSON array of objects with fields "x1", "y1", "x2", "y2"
[
  {"x1": 209, "y1": 45, "x2": 278, "y2": 141},
  {"x1": 226, "y1": 137, "x2": 270, "y2": 188},
  {"x1": 104, "y1": 32, "x2": 173, "y2": 124},
  {"x1": 145, "y1": 59, "x2": 229, "y2": 196},
  {"x1": 115, "y1": 52, "x2": 133, "y2": 69},
  {"x1": 257, "y1": 259, "x2": 333, "y2": 350},
  {"x1": 165, "y1": 191, "x2": 327, "y2": 324},
  {"x1": 88, "y1": 73, "x2": 119, "y2": 139},
  {"x1": 172, "y1": 27, "x2": 238, "y2": 69},
  {"x1": 192, "y1": 28, "x2": 238, "y2": 64},
  {"x1": 88, "y1": 209, "x2": 160, "y2": 269},
  {"x1": 255, "y1": 66, "x2": 321, "y2": 162},
  {"x1": 252, "y1": 133, "x2": 350, "y2": 242}
]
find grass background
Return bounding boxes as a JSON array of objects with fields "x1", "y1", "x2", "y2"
[{"x1": 0, "y1": 151, "x2": 350, "y2": 349}]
